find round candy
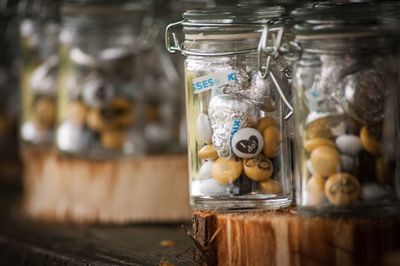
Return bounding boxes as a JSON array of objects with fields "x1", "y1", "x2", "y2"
[
  {"x1": 259, "y1": 179, "x2": 283, "y2": 195},
  {"x1": 198, "y1": 178, "x2": 228, "y2": 195},
  {"x1": 304, "y1": 138, "x2": 336, "y2": 153},
  {"x1": 307, "y1": 159, "x2": 316, "y2": 176},
  {"x1": 197, "y1": 113, "x2": 212, "y2": 145},
  {"x1": 325, "y1": 173, "x2": 361, "y2": 207},
  {"x1": 68, "y1": 101, "x2": 87, "y2": 126},
  {"x1": 361, "y1": 182, "x2": 391, "y2": 201},
  {"x1": 335, "y1": 134, "x2": 362, "y2": 156},
  {"x1": 305, "y1": 174, "x2": 326, "y2": 206},
  {"x1": 311, "y1": 146, "x2": 341, "y2": 177},
  {"x1": 232, "y1": 128, "x2": 263, "y2": 159},
  {"x1": 21, "y1": 121, "x2": 52, "y2": 144},
  {"x1": 86, "y1": 108, "x2": 105, "y2": 132},
  {"x1": 256, "y1": 116, "x2": 278, "y2": 133},
  {"x1": 197, "y1": 161, "x2": 213, "y2": 180},
  {"x1": 101, "y1": 130, "x2": 126, "y2": 149},
  {"x1": 306, "y1": 115, "x2": 343, "y2": 139},
  {"x1": 211, "y1": 157, "x2": 242, "y2": 185},
  {"x1": 360, "y1": 126, "x2": 381, "y2": 156},
  {"x1": 34, "y1": 97, "x2": 56, "y2": 128},
  {"x1": 82, "y1": 76, "x2": 115, "y2": 108},
  {"x1": 198, "y1": 145, "x2": 218, "y2": 160},
  {"x1": 243, "y1": 154, "x2": 273, "y2": 182},
  {"x1": 57, "y1": 121, "x2": 89, "y2": 152},
  {"x1": 106, "y1": 97, "x2": 134, "y2": 128},
  {"x1": 262, "y1": 127, "x2": 280, "y2": 158}
]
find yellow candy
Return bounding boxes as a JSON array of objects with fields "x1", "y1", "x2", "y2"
[
  {"x1": 68, "y1": 101, "x2": 87, "y2": 125},
  {"x1": 310, "y1": 146, "x2": 341, "y2": 177},
  {"x1": 259, "y1": 179, "x2": 283, "y2": 195},
  {"x1": 262, "y1": 127, "x2": 280, "y2": 158},
  {"x1": 304, "y1": 138, "x2": 336, "y2": 153},
  {"x1": 256, "y1": 116, "x2": 278, "y2": 133},
  {"x1": 35, "y1": 97, "x2": 56, "y2": 128},
  {"x1": 107, "y1": 97, "x2": 134, "y2": 128},
  {"x1": 305, "y1": 174, "x2": 326, "y2": 206},
  {"x1": 243, "y1": 154, "x2": 273, "y2": 182},
  {"x1": 86, "y1": 109, "x2": 105, "y2": 131},
  {"x1": 325, "y1": 173, "x2": 360, "y2": 207},
  {"x1": 360, "y1": 126, "x2": 381, "y2": 156},
  {"x1": 198, "y1": 145, "x2": 218, "y2": 160},
  {"x1": 212, "y1": 158, "x2": 242, "y2": 185},
  {"x1": 101, "y1": 130, "x2": 126, "y2": 149}
]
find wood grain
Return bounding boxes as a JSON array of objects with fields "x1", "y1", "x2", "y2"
[
  {"x1": 193, "y1": 210, "x2": 400, "y2": 266},
  {"x1": 22, "y1": 148, "x2": 191, "y2": 224}
]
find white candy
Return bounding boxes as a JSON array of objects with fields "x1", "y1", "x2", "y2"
[
  {"x1": 57, "y1": 121, "x2": 89, "y2": 152},
  {"x1": 340, "y1": 154, "x2": 356, "y2": 173},
  {"x1": 191, "y1": 180, "x2": 202, "y2": 196},
  {"x1": 21, "y1": 121, "x2": 52, "y2": 144},
  {"x1": 361, "y1": 183, "x2": 391, "y2": 201},
  {"x1": 307, "y1": 159, "x2": 316, "y2": 176},
  {"x1": 70, "y1": 48, "x2": 96, "y2": 67},
  {"x1": 198, "y1": 179, "x2": 228, "y2": 195},
  {"x1": 336, "y1": 134, "x2": 363, "y2": 156},
  {"x1": 30, "y1": 55, "x2": 59, "y2": 96},
  {"x1": 197, "y1": 113, "x2": 212, "y2": 144},
  {"x1": 197, "y1": 161, "x2": 213, "y2": 180},
  {"x1": 231, "y1": 128, "x2": 263, "y2": 158}
]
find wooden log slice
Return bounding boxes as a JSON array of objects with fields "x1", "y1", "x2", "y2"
[
  {"x1": 192, "y1": 210, "x2": 400, "y2": 266},
  {"x1": 21, "y1": 148, "x2": 191, "y2": 224}
]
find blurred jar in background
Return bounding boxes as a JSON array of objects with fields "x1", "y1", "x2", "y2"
[
  {"x1": 56, "y1": 0, "x2": 152, "y2": 159},
  {"x1": 19, "y1": 0, "x2": 60, "y2": 146},
  {"x1": 292, "y1": 3, "x2": 400, "y2": 216}
]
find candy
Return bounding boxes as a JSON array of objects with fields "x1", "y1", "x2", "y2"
[
  {"x1": 304, "y1": 138, "x2": 336, "y2": 153},
  {"x1": 57, "y1": 121, "x2": 89, "y2": 152},
  {"x1": 21, "y1": 121, "x2": 52, "y2": 144},
  {"x1": 68, "y1": 101, "x2": 87, "y2": 126},
  {"x1": 197, "y1": 113, "x2": 212, "y2": 144},
  {"x1": 361, "y1": 183, "x2": 391, "y2": 201},
  {"x1": 231, "y1": 128, "x2": 263, "y2": 159},
  {"x1": 310, "y1": 146, "x2": 341, "y2": 177},
  {"x1": 360, "y1": 126, "x2": 381, "y2": 156},
  {"x1": 340, "y1": 155, "x2": 356, "y2": 173},
  {"x1": 262, "y1": 127, "x2": 280, "y2": 158},
  {"x1": 256, "y1": 116, "x2": 278, "y2": 133},
  {"x1": 243, "y1": 154, "x2": 273, "y2": 182},
  {"x1": 198, "y1": 178, "x2": 228, "y2": 195},
  {"x1": 197, "y1": 161, "x2": 213, "y2": 180},
  {"x1": 259, "y1": 179, "x2": 283, "y2": 195},
  {"x1": 325, "y1": 173, "x2": 360, "y2": 207},
  {"x1": 101, "y1": 130, "x2": 126, "y2": 149},
  {"x1": 208, "y1": 95, "x2": 257, "y2": 158},
  {"x1": 336, "y1": 134, "x2": 363, "y2": 156},
  {"x1": 305, "y1": 174, "x2": 326, "y2": 206},
  {"x1": 198, "y1": 145, "x2": 218, "y2": 160},
  {"x1": 30, "y1": 55, "x2": 59, "y2": 95},
  {"x1": 227, "y1": 176, "x2": 253, "y2": 196},
  {"x1": 212, "y1": 157, "x2": 243, "y2": 185},
  {"x1": 247, "y1": 70, "x2": 276, "y2": 112}
]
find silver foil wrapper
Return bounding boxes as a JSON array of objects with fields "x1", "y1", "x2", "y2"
[
  {"x1": 220, "y1": 68, "x2": 250, "y2": 95},
  {"x1": 208, "y1": 94, "x2": 258, "y2": 158},
  {"x1": 344, "y1": 69, "x2": 387, "y2": 125},
  {"x1": 247, "y1": 70, "x2": 276, "y2": 112}
]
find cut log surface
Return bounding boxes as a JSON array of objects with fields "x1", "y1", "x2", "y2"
[
  {"x1": 193, "y1": 210, "x2": 400, "y2": 266},
  {"x1": 22, "y1": 148, "x2": 191, "y2": 224}
]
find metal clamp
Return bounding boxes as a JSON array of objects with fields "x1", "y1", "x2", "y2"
[
  {"x1": 258, "y1": 25, "x2": 294, "y2": 120},
  {"x1": 165, "y1": 20, "x2": 184, "y2": 54}
]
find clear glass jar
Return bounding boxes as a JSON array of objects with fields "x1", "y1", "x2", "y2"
[
  {"x1": 19, "y1": 0, "x2": 60, "y2": 146},
  {"x1": 292, "y1": 4, "x2": 400, "y2": 217},
  {"x1": 166, "y1": 7, "x2": 294, "y2": 210},
  {"x1": 56, "y1": 1, "x2": 151, "y2": 158}
]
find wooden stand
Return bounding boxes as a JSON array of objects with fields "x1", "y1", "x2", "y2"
[
  {"x1": 21, "y1": 148, "x2": 191, "y2": 224},
  {"x1": 192, "y1": 210, "x2": 400, "y2": 266}
]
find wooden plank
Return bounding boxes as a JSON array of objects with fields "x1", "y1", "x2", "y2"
[{"x1": 0, "y1": 190, "x2": 195, "y2": 265}]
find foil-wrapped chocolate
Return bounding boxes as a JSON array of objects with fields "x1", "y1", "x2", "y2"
[
  {"x1": 247, "y1": 70, "x2": 276, "y2": 112},
  {"x1": 208, "y1": 94, "x2": 258, "y2": 158},
  {"x1": 343, "y1": 69, "x2": 387, "y2": 125},
  {"x1": 220, "y1": 68, "x2": 250, "y2": 95}
]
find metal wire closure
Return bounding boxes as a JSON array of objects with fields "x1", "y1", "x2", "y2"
[{"x1": 258, "y1": 25, "x2": 293, "y2": 120}]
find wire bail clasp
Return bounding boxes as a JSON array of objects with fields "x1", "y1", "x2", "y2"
[
  {"x1": 165, "y1": 20, "x2": 184, "y2": 54},
  {"x1": 258, "y1": 25, "x2": 293, "y2": 120}
]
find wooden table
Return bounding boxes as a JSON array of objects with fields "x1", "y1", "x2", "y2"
[{"x1": 0, "y1": 189, "x2": 194, "y2": 265}]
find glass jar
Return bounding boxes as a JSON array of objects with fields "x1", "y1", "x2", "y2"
[
  {"x1": 292, "y1": 4, "x2": 400, "y2": 217},
  {"x1": 56, "y1": 1, "x2": 151, "y2": 158},
  {"x1": 19, "y1": 0, "x2": 60, "y2": 146},
  {"x1": 166, "y1": 7, "x2": 294, "y2": 210}
]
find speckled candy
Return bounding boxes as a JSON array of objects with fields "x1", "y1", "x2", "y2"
[
  {"x1": 243, "y1": 154, "x2": 273, "y2": 182},
  {"x1": 325, "y1": 173, "x2": 360, "y2": 207}
]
